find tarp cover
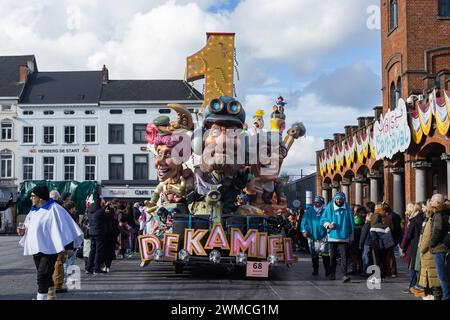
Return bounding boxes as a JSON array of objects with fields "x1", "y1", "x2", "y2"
[{"x1": 16, "y1": 180, "x2": 99, "y2": 215}]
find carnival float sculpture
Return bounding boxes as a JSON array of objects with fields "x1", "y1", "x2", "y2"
[{"x1": 138, "y1": 33, "x2": 306, "y2": 276}]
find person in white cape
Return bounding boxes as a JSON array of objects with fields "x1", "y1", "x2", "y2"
[{"x1": 18, "y1": 185, "x2": 83, "y2": 300}]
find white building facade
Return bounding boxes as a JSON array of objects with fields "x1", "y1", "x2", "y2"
[
  {"x1": 98, "y1": 76, "x2": 203, "y2": 199},
  {"x1": 14, "y1": 65, "x2": 203, "y2": 202},
  {"x1": 0, "y1": 55, "x2": 37, "y2": 204}
]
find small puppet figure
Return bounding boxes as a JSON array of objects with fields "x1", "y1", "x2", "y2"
[{"x1": 249, "y1": 109, "x2": 265, "y2": 136}]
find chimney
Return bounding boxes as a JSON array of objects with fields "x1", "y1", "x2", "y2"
[
  {"x1": 333, "y1": 133, "x2": 341, "y2": 143},
  {"x1": 344, "y1": 125, "x2": 352, "y2": 137},
  {"x1": 373, "y1": 106, "x2": 383, "y2": 121},
  {"x1": 365, "y1": 116, "x2": 374, "y2": 126},
  {"x1": 324, "y1": 139, "x2": 333, "y2": 149},
  {"x1": 357, "y1": 117, "x2": 365, "y2": 128},
  {"x1": 102, "y1": 65, "x2": 109, "y2": 84},
  {"x1": 19, "y1": 65, "x2": 28, "y2": 83}
]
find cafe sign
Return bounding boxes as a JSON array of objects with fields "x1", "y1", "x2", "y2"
[
  {"x1": 102, "y1": 187, "x2": 155, "y2": 198},
  {"x1": 373, "y1": 98, "x2": 411, "y2": 160}
]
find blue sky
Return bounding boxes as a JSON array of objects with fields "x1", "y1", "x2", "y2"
[{"x1": 0, "y1": 0, "x2": 383, "y2": 174}]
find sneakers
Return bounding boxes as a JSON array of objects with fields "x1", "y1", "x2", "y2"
[
  {"x1": 422, "y1": 295, "x2": 435, "y2": 300},
  {"x1": 342, "y1": 276, "x2": 351, "y2": 283},
  {"x1": 402, "y1": 289, "x2": 411, "y2": 294},
  {"x1": 85, "y1": 270, "x2": 93, "y2": 274},
  {"x1": 101, "y1": 266, "x2": 109, "y2": 272}
]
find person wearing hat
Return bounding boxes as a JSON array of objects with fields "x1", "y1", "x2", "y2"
[
  {"x1": 18, "y1": 185, "x2": 83, "y2": 300},
  {"x1": 192, "y1": 96, "x2": 249, "y2": 215},
  {"x1": 301, "y1": 196, "x2": 330, "y2": 276},
  {"x1": 320, "y1": 192, "x2": 355, "y2": 282}
]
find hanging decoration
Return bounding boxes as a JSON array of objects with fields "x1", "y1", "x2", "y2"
[{"x1": 410, "y1": 89, "x2": 450, "y2": 142}]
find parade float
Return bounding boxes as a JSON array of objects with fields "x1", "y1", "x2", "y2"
[{"x1": 138, "y1": 33, "x2": 305, "y2": 277}]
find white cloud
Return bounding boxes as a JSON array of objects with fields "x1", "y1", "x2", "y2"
[
  {"x1": 87, "y1": 2, "x2": 229, "y2": 79},
  {"x1": 282, "y1": 135, "x2": 324, "y2": 175},
  {"x1": 232, "y1": 0, "x2": 370, "y2": 62}
]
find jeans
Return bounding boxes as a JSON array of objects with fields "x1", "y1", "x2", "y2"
[
  {"x1": 33, "y1": 253, "x2": 58, "y2": 294},
  {"x1": 362, "y1": 245, "x2": 372, "y2": 275},
  {"x1": 87, "y1": 235, "x2": 105, "y2": 273},
  {"x1": 433, "y1": 253, "x2": 449, "y2": 300},
  {"x1": 408, "y1": 269, "x2": 418, "y2": 289},
  {"x1": 329, "y1": 242, "x2": 349, "y2": 276}
]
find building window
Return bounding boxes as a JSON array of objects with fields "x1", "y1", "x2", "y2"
[
  {"x1": 1, "y1": 120, "x2": 13, "y2": 141},
  {"x1": 84, "y1": 126, "x2": 96, "y2": 143},
  {"x1": 64, "y1": 126, "x2": 75, "y2": 144},
  {"x1": 159, "y1": 109, "x2": 171, "y2": 114},
  {"x1": 0, "y1": 153, "x2": 13, "y2": 179},
  {"x1": 390, "y1": 82, "x2": 397, "y2": 110},
  {"x1": 23, "y1": 157, "x2": 33, "y2": 180},
  {"x1": 439, "y1": 0, "x2": 450, "y2": 17},
  {"x1": 133, "y1": 124, "x2": 147, "y2": 144},
  {"x1": 23, "y1": 111, "x2": 33, "y2": 115},
  {"x1": 43, "y1": 126, "x2": 55, "y2": 144},
  {"x1": 133, "y1": 154, "x2": 148, "y2": 180},
  {"x1": 43, "y1": 110, "x2": 54, "y2": 115},
  {"x1": 64, "y1": 156, "x2": 75, "y2": 180},
  {"x1": 64, "y1": 110, "x2": 75, "y2": 115},
  {"x1": 390, "y1": 0, "x2": 398, "y2": 31},
  {"x1": 110, "y1": 110, "x2": 123, "y2": 114},
  {"x1": 109, "y1": 155, "x2": 124, "y2": 180},
  {"x1": 43, "y1": 157, "x2": 55, "y2": 180},
  {"x1": 85, "y1": 110, "x2": 95, "y2": 115},
  {"x1": 109, "y1": 124, "x2": 124, "y2": 144},
  {"x1": 23, "y1": 126, "x2": 34, "y2": 143},
  {"x1": 85, "y1": 156, "x2": 96, "y2": 181},
  {"x1": 135, "y1": 109, "x2": 147, "y2": 114}
]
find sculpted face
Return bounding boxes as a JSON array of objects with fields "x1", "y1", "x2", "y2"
[
  {"x1": 154, "y1": 144, "x2": 181, "y2": 181},
  {"x1": 201, "y1": 123, "x2": 242, "y2": 173}
]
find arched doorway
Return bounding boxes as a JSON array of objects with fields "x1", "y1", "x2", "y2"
[{"x1": 416, "y1": 143, "x2": 448, "y2": 201}]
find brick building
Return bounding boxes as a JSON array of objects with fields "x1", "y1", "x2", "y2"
[{"x1": 316, "y1": 0, "x2": 450, "y2": 216}]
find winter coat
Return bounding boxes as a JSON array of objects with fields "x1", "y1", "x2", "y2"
[
  {"x1": 87, "y1": 203, "x2": 107, "y2": 236},
  {"x1": 400, "y1": 212, "x2": 423, "y2": 269},
  {"x1": 359, "y1": 222, "x2": 371, "y2": 249},
  {"x1": 301, "y1": 206, "x2": 327, "y2": 241},
  {"x1": 320, "y1": 202, "x2": 355, "y2": 242},
  {"x1": 388, "y1": 211, "x2": 402, "y2": 245},
  {"x1": 430, "y1": 203, "x2": 450, "y2": 254},
  {"x1": 418, "y1": 216, "x2": 441, "y2": 288},
  {"x1": 370, "y1": 224, "x2": 395, "y2": 250},
  {"x1": 105, "y1": 210, "x2": 120, "y2": 241}
]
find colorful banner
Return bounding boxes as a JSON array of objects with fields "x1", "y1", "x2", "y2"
[
  {"x1": 410, "y1": 89, "x2": 450, "y2": 143},
  {"x1": 373, "y1": 98, "x2": 411, "y2": 160}
]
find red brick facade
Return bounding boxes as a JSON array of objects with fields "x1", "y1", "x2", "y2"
[{"x1": 316, "y1": 0, "x2": 450, "y2": 214}]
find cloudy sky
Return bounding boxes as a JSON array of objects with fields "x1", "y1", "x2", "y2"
[{"x1": 0, "y1": 0, "x2": 382, "y2": 176}]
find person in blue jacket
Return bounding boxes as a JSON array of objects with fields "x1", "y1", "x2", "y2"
[
  {"x1": 301, "y1": 196, "x2": 330, "y2": 276},
  {"x1": 320, "y1": 192, "x2": 355, "y2": 282}
]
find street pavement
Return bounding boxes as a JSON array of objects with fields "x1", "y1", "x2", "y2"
[{"x1": 0, "y1": 235, "x2": 417, "y2": 300}]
